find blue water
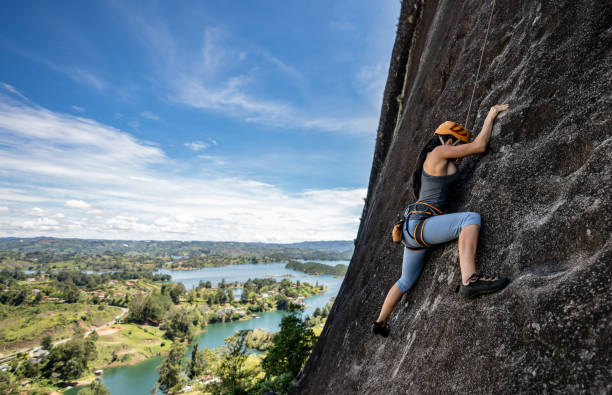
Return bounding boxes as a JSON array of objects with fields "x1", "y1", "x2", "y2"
[{"x1": 68, "y1": 261, "x2": 346, "y2": 395}]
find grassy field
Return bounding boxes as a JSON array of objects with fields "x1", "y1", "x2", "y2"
[
  {"x1": 93, "y1": 323, "x2": 168, "y2": 368},
  {"x1": 0, "y1": 303, "x2": 122, "y2": 355}
]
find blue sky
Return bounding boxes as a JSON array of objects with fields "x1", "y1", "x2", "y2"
[{"x1": 0, "y1": 1, "x2": 400, "y2": 242}]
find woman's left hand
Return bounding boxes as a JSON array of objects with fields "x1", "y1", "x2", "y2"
[{"x1": 489, "y1": 104, "x2": 509, "y2": 117}]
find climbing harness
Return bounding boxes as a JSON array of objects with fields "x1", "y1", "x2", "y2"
[
  {"x1": 464, "y1": 0, "x2": 497, "y2": 131},
  {"x1": 391, "y1": 202, "x2": 444, "y2": 249}
]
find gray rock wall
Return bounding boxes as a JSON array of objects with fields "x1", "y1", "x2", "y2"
[{"x1": 292, "y1": 0, "x2": 611, "y2": 393}]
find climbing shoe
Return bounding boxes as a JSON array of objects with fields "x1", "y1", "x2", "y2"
[
  {"x1": 459, "y1": 273, "x2": 510, "y2": 299},
  {"x1": 371, "y1": 321, "x2": 390, "y2": 337}
]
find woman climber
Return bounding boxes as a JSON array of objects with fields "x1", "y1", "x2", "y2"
[{"x1": 372, "y1": 104, "x2": 511, "y2": 338}]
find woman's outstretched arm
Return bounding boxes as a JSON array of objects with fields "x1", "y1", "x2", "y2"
[{"x1": 435, "y1": 104, "x2": 509, "y2": 159}]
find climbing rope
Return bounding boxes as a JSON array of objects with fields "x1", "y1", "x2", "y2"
[{"x1": 464, "y1": 0, "x2": 497, "y2": 130}]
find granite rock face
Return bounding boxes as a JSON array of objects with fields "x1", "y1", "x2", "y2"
[{"x1": 292, "y1": 0, "x2": 611, "y2": 393}]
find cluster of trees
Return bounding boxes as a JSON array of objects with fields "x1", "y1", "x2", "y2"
[
  {"x1": 41, "y1": 333, "x2": 98, "y2": 380},
  {"x1": 169, "y1": 255, "x2": 275, "y2": 269},
  {"x1": 306, "y1": 297, "x2": 336, "y2": 327},
  {"x1": 0, "y1": 268, "x2": 171, "y2": 307},
  {"x1": 192, "y1": 285, "x2": 235, "y2": 306},
  {"x1": 156, "y1": 308, "x2": 316, "y2": 394},
  {"x1": 1, "y1": 330, "x2": 100, "y2": 391},
  {"x1": 51, "y1": 269, "x2": 170, "y2": 289},
  {"x1": 127, "y1": 293, "x2": 173, "y2": 325},
  {"x1": 240, "y1": 278, "x2": 276, "y2": 304},
  {"x1": 161, "y1": 282, "x2": 186, "y2": 304},
  {"x1": 285, "y1": 260, "x2": 348, "y2": 277}
]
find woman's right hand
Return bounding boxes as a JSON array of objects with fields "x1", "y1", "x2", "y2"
[{"x1": 489, "y1": 104, "x2": 509, "y2": 117}]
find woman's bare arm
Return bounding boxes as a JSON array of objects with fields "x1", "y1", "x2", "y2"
[{"x1": 434, "y1": 104, "x2": 509, "y2": 159}]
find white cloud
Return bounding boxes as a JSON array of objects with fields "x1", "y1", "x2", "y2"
[
  {"x1": 0, "y1": 206, "x2": 9, "y2": 212},
  {"x1": 29, "y1": 207, "x2": 49, "y2": 217},
  {"x1": 72, "y1": 105, "x2": 85, "y2": 113},
  {"x1": 0, "y1": 86, "x2": 365, "y2": 242},
  {"x1": 197, "y1": 155, "x2": 226, "y2": 166},
  {"x1": 185, "y1": 141, "x2": 210, "y2": 152},
  {"x1": 65, "y1": 200, "x2": 92, "y2": 210},
  {"x1": 20, "y1": 217, "x2": 60, "y2": 231}
]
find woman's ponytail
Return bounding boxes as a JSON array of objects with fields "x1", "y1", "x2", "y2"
[{"x1": 411, "y1": 135, "x2": 456, "y2": 198}]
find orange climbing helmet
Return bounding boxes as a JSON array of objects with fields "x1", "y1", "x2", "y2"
[{"x1": 433, "y1": 121, "x2": 470, "y2": 143}]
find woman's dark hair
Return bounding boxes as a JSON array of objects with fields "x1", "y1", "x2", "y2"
[{"x1": 411, "y1": 134, "x2": 457, "y2": 198}]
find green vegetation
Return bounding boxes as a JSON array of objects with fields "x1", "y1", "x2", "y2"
[
  {"x1": 77, "y1": 380, "x2": 110, "y2": 395},
  {"x1": 42, "y1": 334, "x2": 98, "y2": 380},
  {"x1": 153, "y1": 305, "x2": 327, "y2": 394},
  {"x1": 285, "y1": 260, "x2": 348, "y2": 277},
  {"x1": 93, "y1": 324, "x2": 167, "y2": 368},
  {"x1": 157, "y1": 342, "x2": 187, "y2": 393},
  {"x1": 261, "y1": 311, "x2": 316, "y2": 379},
  {"x1": 0, "y1": 238, "x2": 345, "y2": 393},
  {"x1": 0, "y1": 238, "x2": 353, "y2": 272}
]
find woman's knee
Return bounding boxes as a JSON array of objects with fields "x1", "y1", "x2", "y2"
[
  {"x1": 394, "y1": 279, "x2": 409, "y2": 293},
  {"x1": 462, "y1": 212, "x2": 481, "y2": 228}
]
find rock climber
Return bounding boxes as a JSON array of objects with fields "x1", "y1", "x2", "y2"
[{"x1": 372, "y1": 104, "x2": 511, "y2": 338}]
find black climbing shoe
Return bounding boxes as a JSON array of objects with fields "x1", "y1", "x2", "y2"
[
  {"x1": 371, "y1": 321, "x2": 390, "y2": 337},
  {"x1": 459, "y1": 273, "x2": 510, "y2": 299}
]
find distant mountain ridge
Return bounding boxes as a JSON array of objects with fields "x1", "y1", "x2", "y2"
[{"x1": 0, "y1": 237, "x2": 354, "y2": 260}]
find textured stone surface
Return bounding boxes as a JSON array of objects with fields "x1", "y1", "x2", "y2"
[{"x1": 292, "y1": 0, "x2": 611, "y2": 393}]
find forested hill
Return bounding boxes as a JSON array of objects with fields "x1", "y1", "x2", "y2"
[{"x1": 0, "y1": 237, "x2": 354, "y2": 260}]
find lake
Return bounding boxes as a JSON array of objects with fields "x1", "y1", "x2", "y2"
[{"x1": 66, "y1": 261, "x2": 346, "y2": 395}]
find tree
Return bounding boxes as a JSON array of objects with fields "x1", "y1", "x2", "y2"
[
  {"x1": 41, "y1": 334, "x2": 53, "y2": 351},
  {"x1": 162, "y1": 310, "x2": 195, "y2": 342},
  {"x1": 188, "y1": 343, "x2": 205, "y2": 379},
  {"x1": 157, "y1": 342, "x2": 186, "y2": 394},
  {"x1": 216, "y1": 330, "x2": 253, "y2": 394},
  {"x1": 167, "y1": 283, "x2": 186, "y2": 304},
  {"x1": 62, "y1": 283, "x2": 80, "y2": 303},
  {"x1": 128, "y1": 293, "x2": 172, "y2": 324},
  {"x1": 0, "y1": 370, "x2": 19, "y2": 395},
  {"x1": 42, "y1": 336, "x2": 97, "y2": 380},
  {"x1": 78, "y1": 380, "x2": 110, "y2": 395},
  {"x1": 262, "y1": 310, "x2": 316, "y2": 379}
]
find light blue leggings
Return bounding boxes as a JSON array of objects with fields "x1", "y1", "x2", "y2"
[{"x1": 395, "y1": 212, "x2": 481, "y2": 292}]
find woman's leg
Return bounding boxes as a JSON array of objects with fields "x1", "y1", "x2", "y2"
[
  {"x1": 376, "y1": 285, "x2": 404, "y2": 323},
  {"x1": 376, "y1": 247, "x2": 426, "y2": 323},
  {"x1": 420, "y1": 212, "x2": 482, "y2": 285},
  {"x1": 458, "y1": 224, "x2": 479, "y2": 285}
]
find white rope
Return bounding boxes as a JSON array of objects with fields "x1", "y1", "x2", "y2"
[{"x1": 464, "y1": 0, "x2": 497, "y2": 130}]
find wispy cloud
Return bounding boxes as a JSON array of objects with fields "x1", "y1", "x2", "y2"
[
  {"x1": 71, "y1": 68, "x2": 107, "y2": 91},
  {"x1": 0, "y1": 85, "x2": 364, "y2": 241},
  {"x1": 72, "y1": 105, "x2": 85, "y2": 113},
  {"x1": 140, "y1": 111, "x2": 160, "y2": 121},
  {"x1": 110, "y1": 8, "x2": 377, "y2": 134},
  {"x1": 184, "y1": 141, "x2": 209, "y2": 152},
  {"x1": 65, "y1": 200, "x2": 92, "y2": 210}
]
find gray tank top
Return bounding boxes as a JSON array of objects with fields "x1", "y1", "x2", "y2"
[{"x1": 417, "y1": 169, "x2": 459, "y2": 212}]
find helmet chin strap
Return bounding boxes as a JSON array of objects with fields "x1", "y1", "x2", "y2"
[{"x1": 439, "y1": 135, "x2": 462, "y2": 146}]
